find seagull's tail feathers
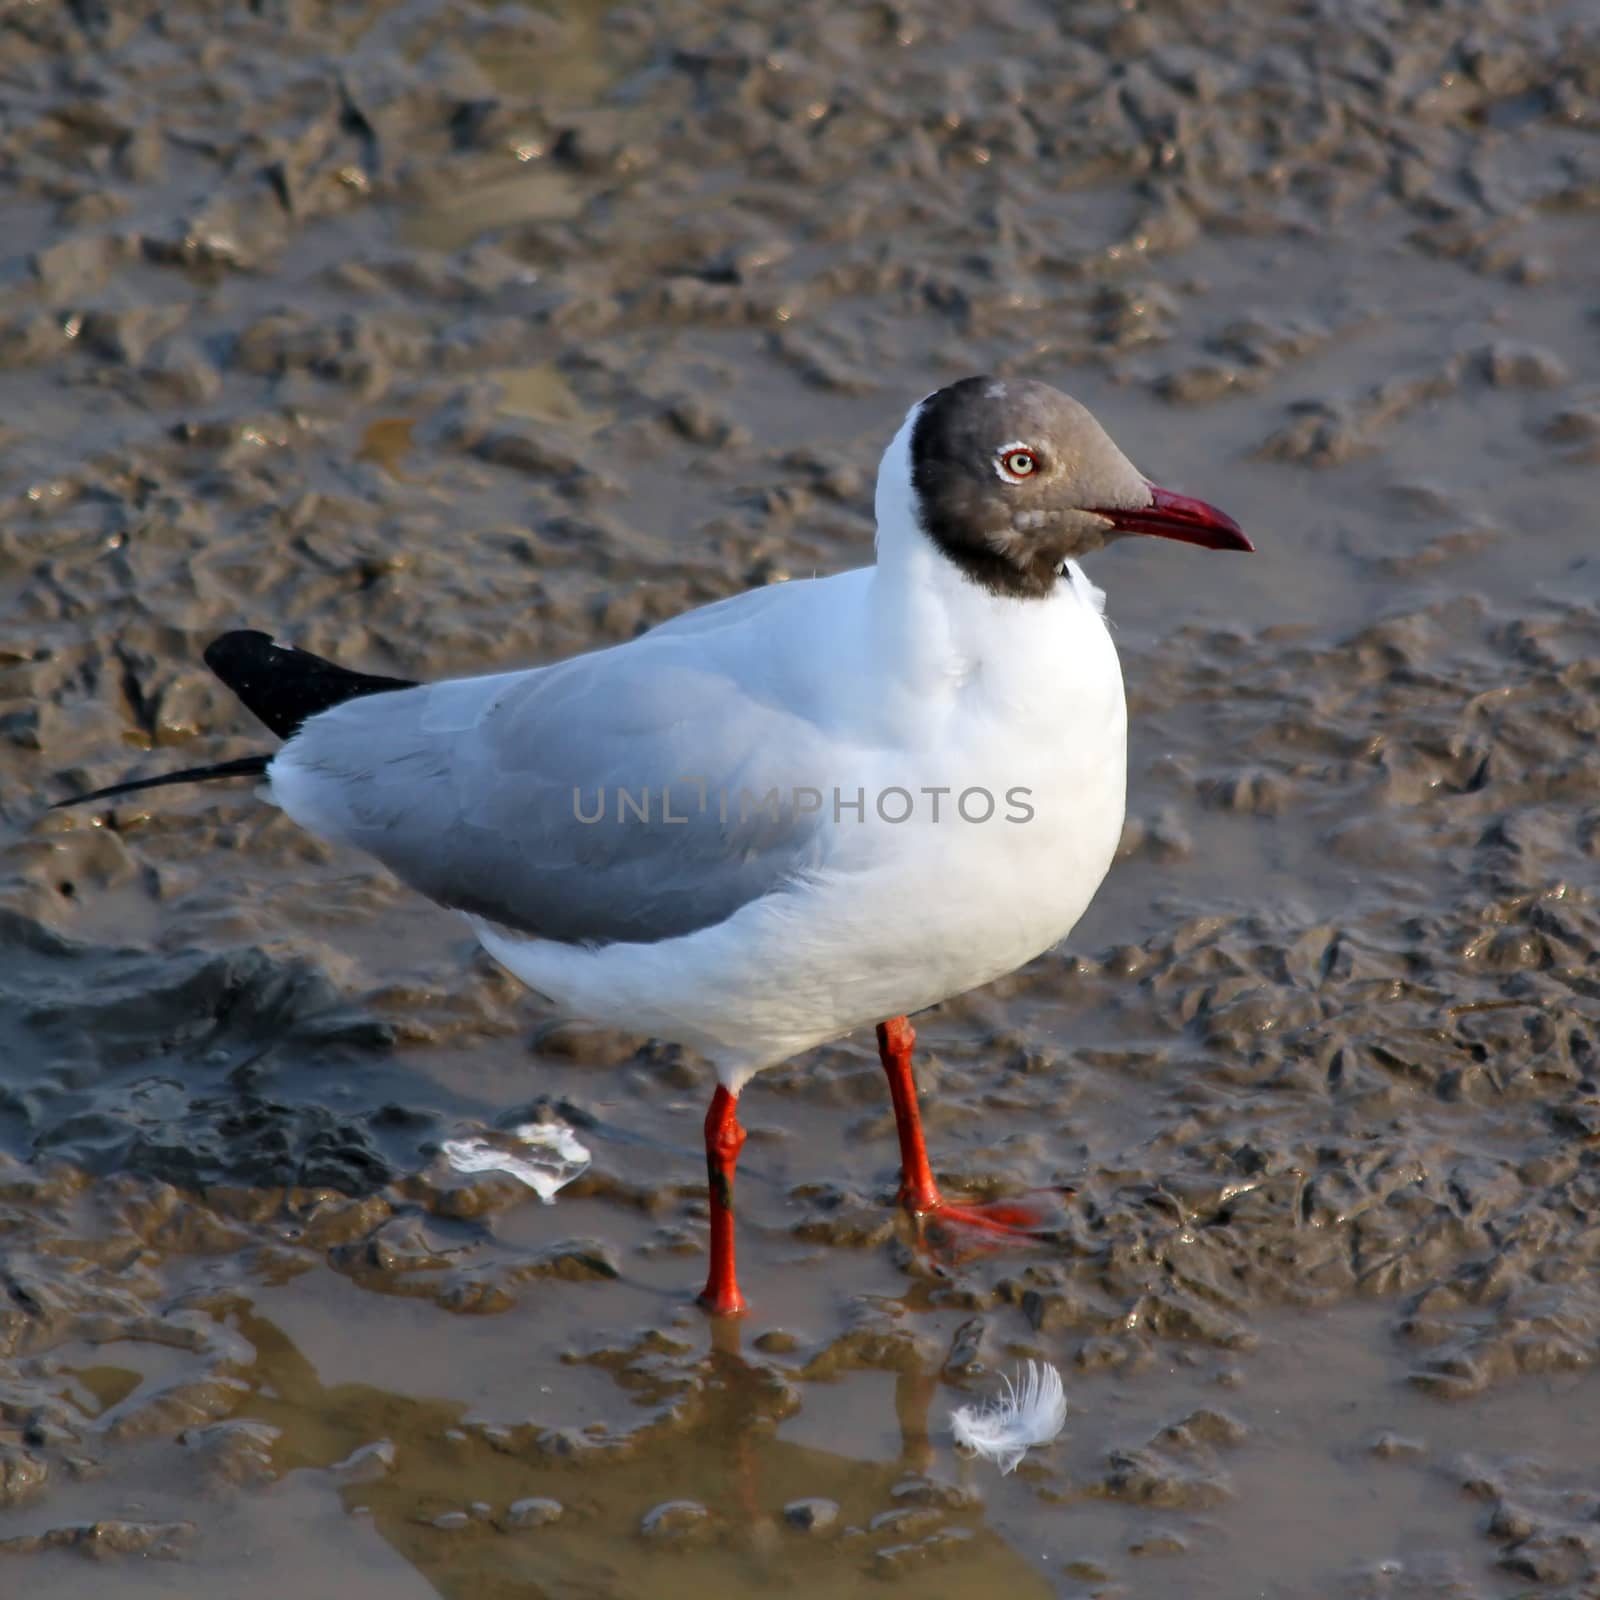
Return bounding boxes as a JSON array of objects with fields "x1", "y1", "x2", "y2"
[{"x1": 50, "y1": 629, "x2": 419, "y2": 811}]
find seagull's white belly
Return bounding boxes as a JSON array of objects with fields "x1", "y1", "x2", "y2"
[{"x1": 476, "y1": 610, "x2": 1129, "y2": 1087}]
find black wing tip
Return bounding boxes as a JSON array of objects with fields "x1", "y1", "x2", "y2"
[
  {"x1": 202, "y1": 629, "x2": 277, "y2": 673},
  {"x1": 52, "y1": 629, "x2": 420, "y2": 811},
  {"x1": 202, "y1": 627, "x2": 418, "y2": 739}
]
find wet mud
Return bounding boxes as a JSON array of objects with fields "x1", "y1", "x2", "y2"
[{"x1": 2, "y1": 0, "x2": 1598, "y2": 1594}]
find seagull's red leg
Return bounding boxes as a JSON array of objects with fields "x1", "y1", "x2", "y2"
[
  {"x1": 878, "y1": 1017, "x2": 941, "y2": 1212},
  {"x1": 875, "y1": 1016, "x2": 1060, "y2": 1236},
  {"x1": 698, "y1": 1085, "x2": 749, "y2": 1317}
]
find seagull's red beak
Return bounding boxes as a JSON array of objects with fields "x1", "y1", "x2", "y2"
[{"x1": 1089, "y1": 484, "x2": 1253, "y2": 552}]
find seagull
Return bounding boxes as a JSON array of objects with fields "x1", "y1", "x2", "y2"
[{"x1": 54, "y1": 377, "x2": 1250, "y2": 1316}]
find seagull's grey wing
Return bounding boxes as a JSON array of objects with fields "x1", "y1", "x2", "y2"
[{"x1": 271, "y1": 640, "x2": 845, "y2": 945}]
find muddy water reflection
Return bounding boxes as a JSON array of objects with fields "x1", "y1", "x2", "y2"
[
  {"x1": 17, "y1": 1275, "x2": 1600, "y2": 1598},
  {"x1": 240, "y1": 1304, "x2": 1048, "y2": 1600}
]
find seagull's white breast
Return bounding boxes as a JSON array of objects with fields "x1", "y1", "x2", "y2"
[{"x1": 477, "y1": 554, "x2": 1128, "y2": 1087}]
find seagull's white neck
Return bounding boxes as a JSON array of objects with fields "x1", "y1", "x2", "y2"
[
  {"x1": 871, "y1": 403, "x2": 928, "y2": 567},
  {"x1": 871, "y1": 402, "x2": 989, "y2": 626}
]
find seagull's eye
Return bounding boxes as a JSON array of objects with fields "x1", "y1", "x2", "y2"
[{"x1": 997, "y1": 447, "x2": 1038, "y2": 482}]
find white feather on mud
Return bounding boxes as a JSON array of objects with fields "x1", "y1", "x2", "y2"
[
  {"x1": 949, "y1": 1361, "x2": 1067, "y2": 1474},
  {"x1": 440, "y1": 1121, "x2": 591, "y2": 1202}
]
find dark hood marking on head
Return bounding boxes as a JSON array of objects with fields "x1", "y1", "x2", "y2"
[{"x1": 908, "y1": 377, "x2": 1117, "y2": 600}]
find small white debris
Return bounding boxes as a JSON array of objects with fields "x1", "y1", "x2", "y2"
[
  {"x1": 440, "y1": 1121, "x2": 591, "y2": 1203},
  {"x1": 949, "y1": 1360, "x2": 1066, "y2": 1474}
]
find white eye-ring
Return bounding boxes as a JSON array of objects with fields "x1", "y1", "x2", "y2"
[{"x1": 995, "y1": 445, "x2": 1038, "y2": 483}]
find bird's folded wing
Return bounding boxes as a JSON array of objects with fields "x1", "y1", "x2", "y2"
[{"x1": 272, "y1": 637, "x2": 851, "y2": 946}]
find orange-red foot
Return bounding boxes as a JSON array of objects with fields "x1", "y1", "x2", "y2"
[{"x1": 905, "y1": 1188, "x2": 1072, "y2": 1238}]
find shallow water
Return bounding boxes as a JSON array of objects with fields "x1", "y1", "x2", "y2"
[{"x1": 2, "y1": 0, "x2": 1599, "y2": 1594}]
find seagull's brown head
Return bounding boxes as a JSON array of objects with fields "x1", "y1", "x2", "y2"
[{"x1": 907, "y1": 376, "x2": 1251, "y2": 600}]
